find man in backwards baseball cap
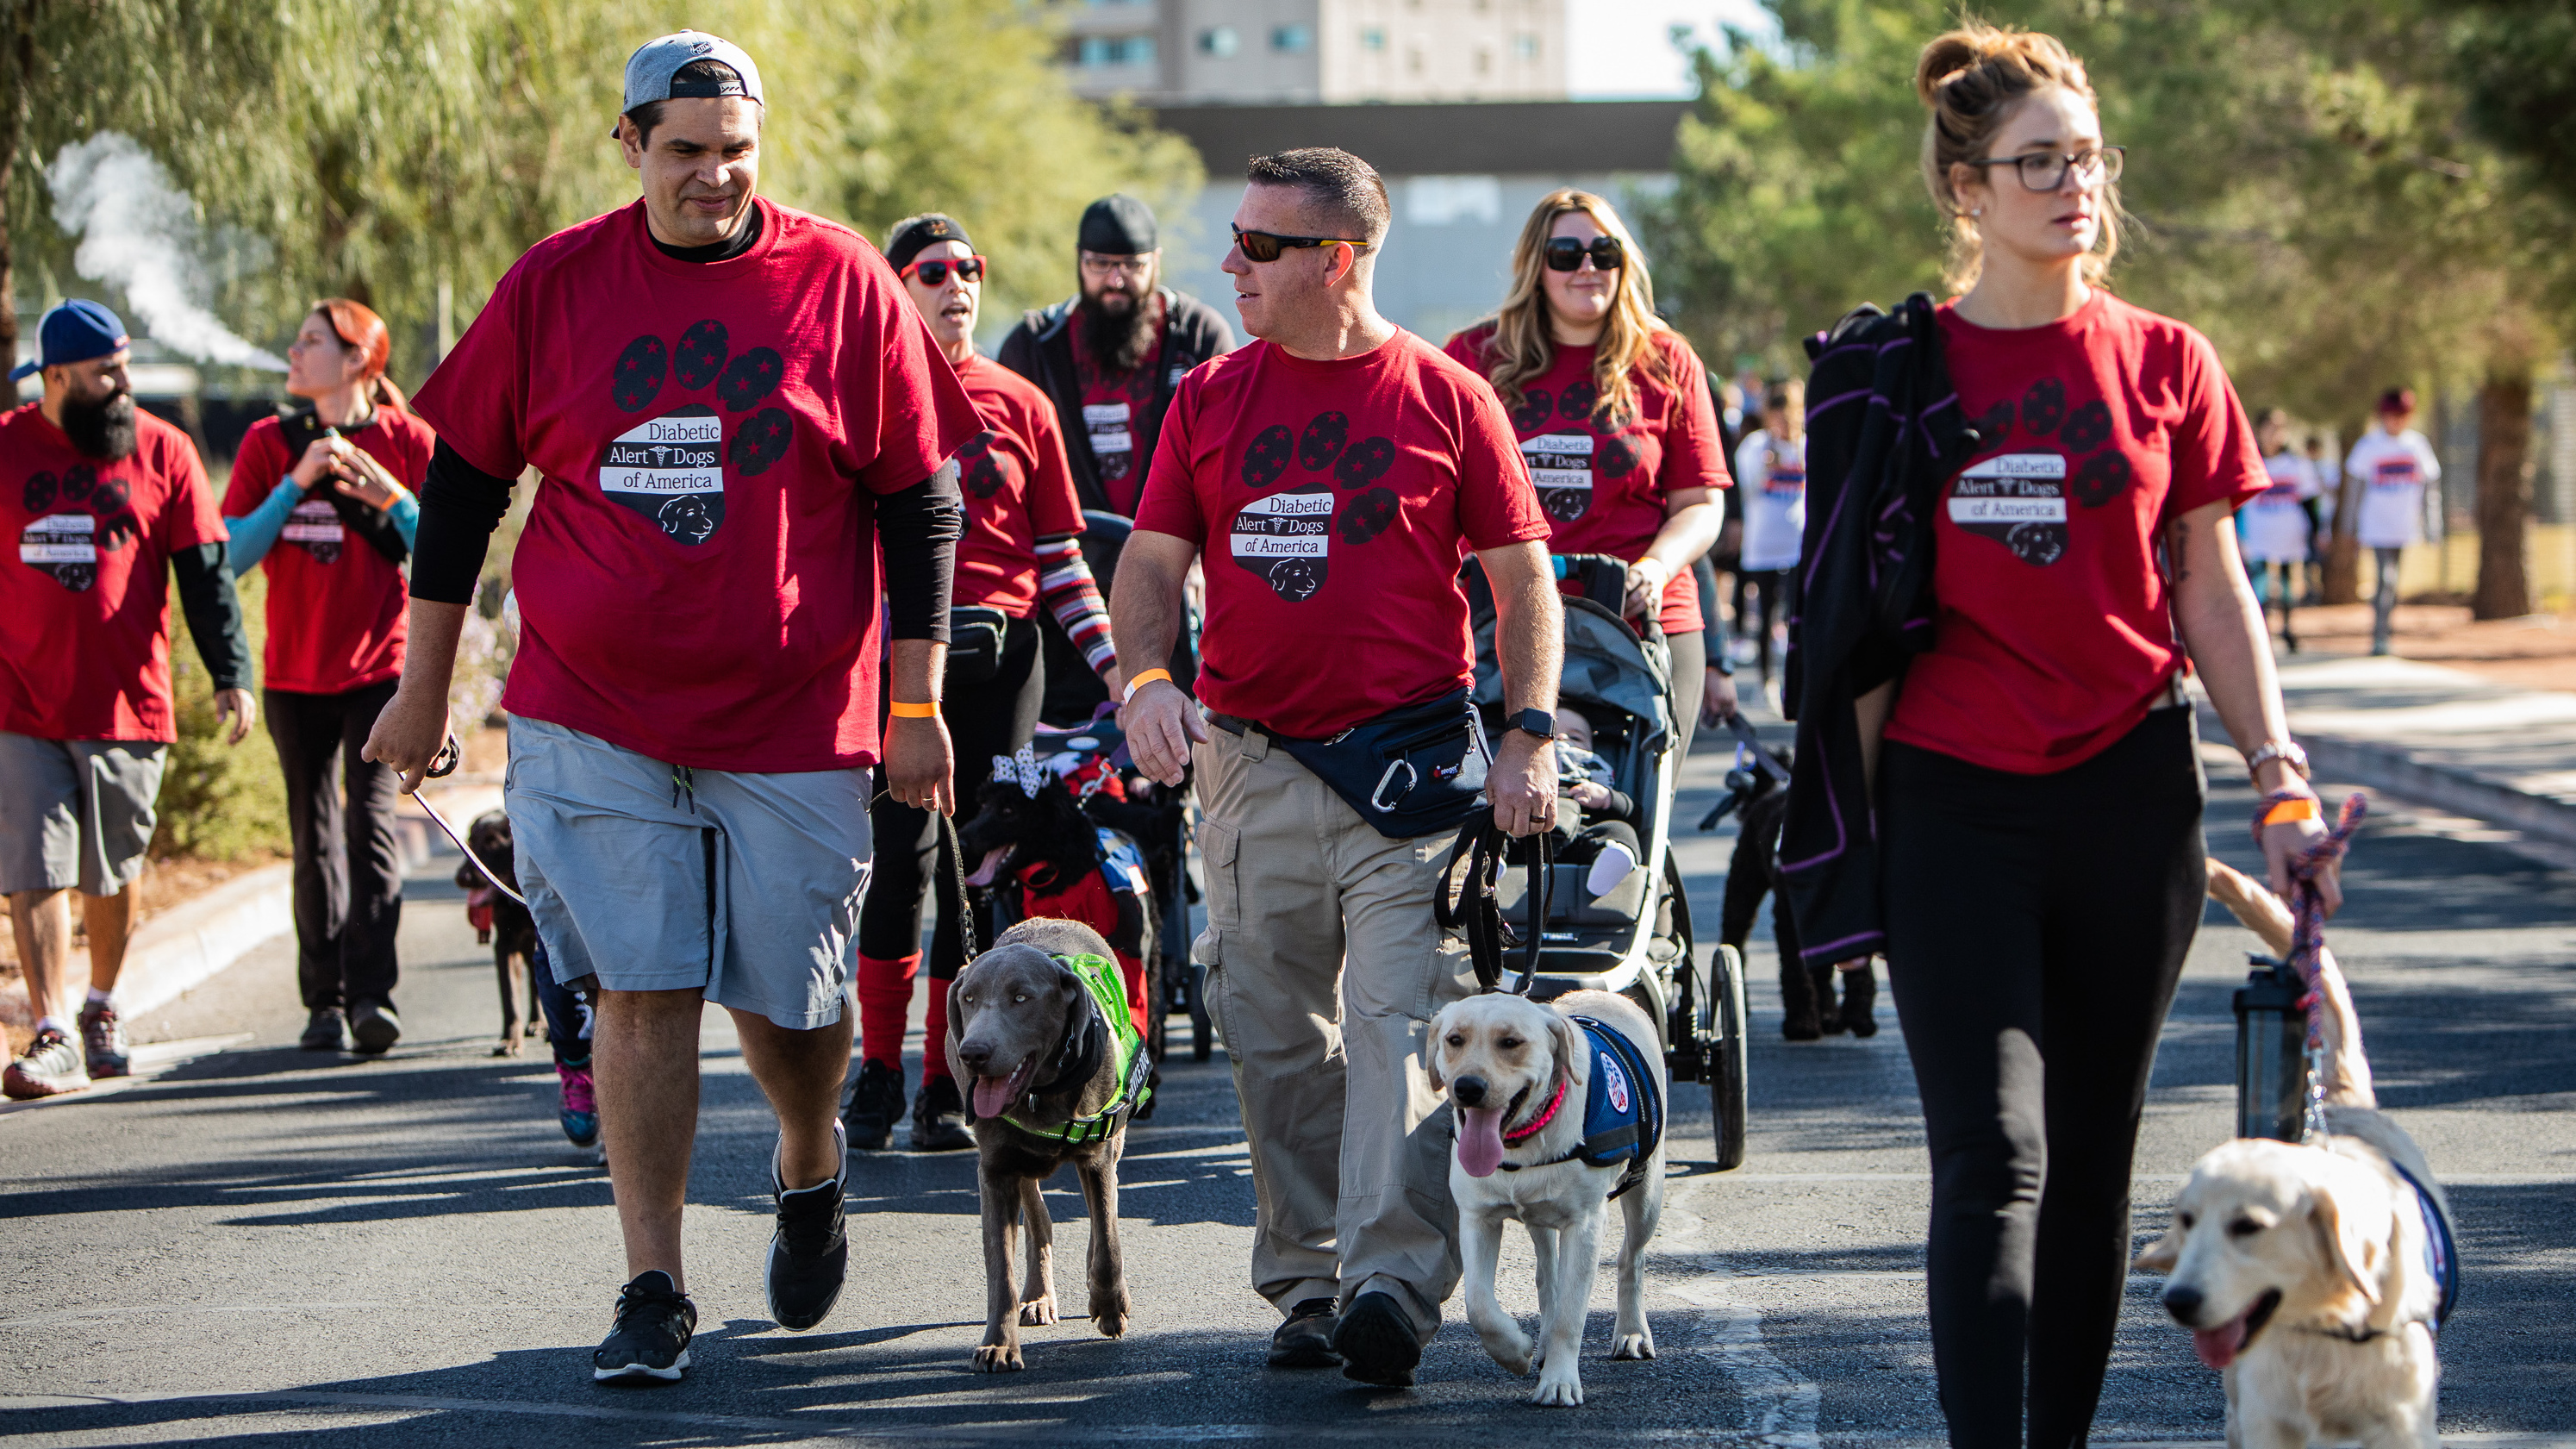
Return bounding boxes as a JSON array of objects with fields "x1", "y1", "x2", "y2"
[{"x1": 11, "y1": 297, "x2": 128, "y2": 384}]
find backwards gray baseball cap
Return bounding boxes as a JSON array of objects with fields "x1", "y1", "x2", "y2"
[{"x1": 614, "y1": 30, "x2": 764, "y2": 135}]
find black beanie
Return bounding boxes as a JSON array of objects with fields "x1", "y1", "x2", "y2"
[
  {"x1": 885, "y1": 214, "x2": 972, "y2": 273},
  {"x1": 1078, "y1": 195, "x2": 1157, "y2": 255}
]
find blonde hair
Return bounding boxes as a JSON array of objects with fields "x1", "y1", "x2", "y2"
[
  {"x1": 1475, "y1": 190, "x2": 1673, "y2": 428},
  {"x1": 1914, "y1": 22, "x2": 2122, "y2": 292}
]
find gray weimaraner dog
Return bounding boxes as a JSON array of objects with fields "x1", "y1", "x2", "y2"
[{"x1": 946, "y1": 917, "x2": 1142, "y2": 1371}]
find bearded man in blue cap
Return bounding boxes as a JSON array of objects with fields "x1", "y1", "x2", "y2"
[{"x1": 1, "y1": 299, "x2": 255, "y2": 1101}]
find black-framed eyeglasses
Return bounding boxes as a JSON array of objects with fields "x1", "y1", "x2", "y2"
[
  {"x1": 1232, "y1": 223, "x2": 1372, "y2": 263},
  {"x1": 901, "y1": 255, "x2": 987, "y2": 285},
  {"x1": 1964, "y1": 146, "x2": 2125, "y2": 192},
  {"x1": 1544, "y1": 235, "x2": 1625, "y2": 272}
]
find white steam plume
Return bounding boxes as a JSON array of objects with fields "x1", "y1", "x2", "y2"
[{"x1": 47, "y1": 133, "x2": 288, "y2": 372}]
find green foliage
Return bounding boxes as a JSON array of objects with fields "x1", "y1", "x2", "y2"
[
  {"x1": 2443, "y1": 0, "x2": 2576, "y2": 207},
  {"x1": 150, "y1": 569, "x2": 287, "y2": 863}
]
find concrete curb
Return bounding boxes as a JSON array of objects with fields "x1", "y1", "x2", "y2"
[{"x1": 2196, "y1": 702, "x2": 2576, "y2": 851}]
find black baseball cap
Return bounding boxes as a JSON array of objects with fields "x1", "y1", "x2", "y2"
[{"x1": 1078, "y1": 195, "x2": 1157, "y2": 256}]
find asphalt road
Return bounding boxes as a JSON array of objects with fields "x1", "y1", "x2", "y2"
[{"x1": 3, "y1": 725, "x2": 2572, "y2": 1446}]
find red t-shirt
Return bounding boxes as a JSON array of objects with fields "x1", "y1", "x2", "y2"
[
  {"x1": 223, "y1": 410, "x2": 433, "y2": 695},
  {"x1": 411, "y1": 197, "x2": 980, "y2": 772},
  {"x1": 0, "y1": 404, "x2": 227, "y2": 741},
  {"x1": 1133, "y1": 331, "x2": 1550, "y2": 739},
  {"x1": 1070, "y1": 299, "x2": 1163, "y2": 515},
  {"x1": 1885, "y1": 292, "x2": 2267, "y2": 772},
  {"x1": 1442, "y1": 327, "x2": 1727, "y2": 634},
  {"x1": 951, "y1": 353, "x2": 1085, "y2": 616}
]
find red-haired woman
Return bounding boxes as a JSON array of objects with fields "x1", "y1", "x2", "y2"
[
  {"x1": 224, "y1": 301, "x2": 433, "y2": 1057},
  {"x1": 1444, "y1": 189, "x2": 1732, "y2": 741}
]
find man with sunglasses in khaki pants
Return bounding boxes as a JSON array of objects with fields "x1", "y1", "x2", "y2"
[{"x1": 1113, "y1": 147, "x2": 1562, "y2": 1387}]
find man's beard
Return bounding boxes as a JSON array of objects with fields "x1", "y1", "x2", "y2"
[
  {"x1": 61, "y1": 390, "x2": 138, "y2": 461},
  {"x1": 1078, "y1": 278, "x2": 1159, "y2": 375}
]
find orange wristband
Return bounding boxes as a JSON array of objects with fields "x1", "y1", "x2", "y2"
[
  {"x1": 2262, "y1": 796, "x2": 2320, "y2": 827},
  {"x1": 1123, "y1": 668, "x2": 1174, "y2": 703},
  {"x1": 887, "y1": 701, "x2": 940, "y2": 719}
]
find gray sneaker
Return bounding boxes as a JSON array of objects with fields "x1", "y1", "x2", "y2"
[
  {"x1": 351, "y1": 1001, "x2": 402, "y2": 1055},
  {"x1": 78, "y1": 1002, "x2": 130, "y2": 1078},
  {"x1": 4, "y1": 1027, "x2": 91, "y2": 1100}
]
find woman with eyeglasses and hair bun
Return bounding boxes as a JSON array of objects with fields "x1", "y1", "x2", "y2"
[
  {"x1": 221, "y1": 299, "x2": 434, "y2": 1056},
  {"x1": 1444, "y1": 190, "x2": 1733, "y2": 741},
  {"x1": 1781, "y1": 24, "x2": 2342, "y2": 1440}
]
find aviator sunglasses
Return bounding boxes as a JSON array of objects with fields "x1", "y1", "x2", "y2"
[
  {"x1": 901, "y1": 255, "x2": 988, "y2": 285},
  {"x1": 1232, "y1": 222, "x2": 1373, "y2": 264},
  {"x1": 1544, "y1": 235, "x2": 1625, "y2": 272}
]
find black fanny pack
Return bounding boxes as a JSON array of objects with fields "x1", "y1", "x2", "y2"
[
  {"x1": 1272, "y1": 689, "x2": 1491, "y2": 840},
  {"x1": 945, "y1": 605, "x2": 1010, "y2": 684}
]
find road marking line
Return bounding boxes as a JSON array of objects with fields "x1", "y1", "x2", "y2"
[{"x1": 1659, "y1": 1202, "x2": 1821, "y2": 1447}]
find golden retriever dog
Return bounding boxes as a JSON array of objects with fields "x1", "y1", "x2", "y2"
[
  {"x1": 2130, "y1": 859, "x2": 2454, "y2": 1448},
  {"x1": 1429, "y1": 989, "x2": 1666, "y2": 1407}
]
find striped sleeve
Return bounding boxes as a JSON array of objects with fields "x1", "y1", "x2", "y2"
[{"x1": 1035, "y1": 533, "x2": 1117, "y2": 676}]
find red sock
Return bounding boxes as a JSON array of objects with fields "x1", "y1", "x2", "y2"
[
  {"x1": 854, "y1": 952, "x2": 919, "y2": 1069},
  {"x1": 1116, "y1": 952, "x2": 1148, "y2": 1039},
  {"x1": 921, "y1": 973, "x2": 954, "y2": 1083}
]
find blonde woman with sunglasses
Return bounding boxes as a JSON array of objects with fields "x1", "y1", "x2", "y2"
[{"x1": 1444, "y1": 190, "x2": 1732, "y2": 740}]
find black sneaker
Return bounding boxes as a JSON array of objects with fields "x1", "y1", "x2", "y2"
[
  {"x1": 350, "y1": 1000, "x2": 402, "y2": 1055},
  {"x1": 78, "y1": 1002, "x2": 130, "y2": 1078},
  {"x1": 3, "y1": 1027, "x2": 90, "y2": 1100},
  {"x1": 840, "y1": 1058, "x2": 905, "y2": 1151},
  {"x1": 910, "y1": 1074, "x2": 973, "y2": 1152},
  {"x1": 594, "y1": 1270, "x2": 695, "y2": 1383},
  {"x1": 1267, "y1": 1296, "x2": 1341, "y2": 1368},
  {"x1": 1332, "y1": 1290, "x2": 1423, "y2": 1387},
  {"x1": 767, "y1": 1120, "x2": 849, "y2": 1331},
  {"x1": 300, "y1": 1007, "x2": 346, "y2": 1052}
]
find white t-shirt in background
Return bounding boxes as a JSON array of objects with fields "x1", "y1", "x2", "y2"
[
  {"x1": 2345, "y1": 427, "x2": 2441, "y2": 549},
  {"x1": 1734, "y1": 428, "x2": 1806, "y2": 572},
  {"x1": 2241, "y1": 451, "x2": 2317, "y2": 563}
]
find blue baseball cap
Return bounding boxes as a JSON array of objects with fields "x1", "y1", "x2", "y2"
[
  {"x1": 615, "y1": 31, "x2": 763, "y2": 136},
  {"x1": 12, "y1": 299, "x2": 128, "y2": 382}
]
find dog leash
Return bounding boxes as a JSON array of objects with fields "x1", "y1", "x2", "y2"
[
  {"x1": 942, "y1": 811, "x2": 981, "y2": 959},
  {"x1": 2252, "y1": 790, "x2": 2366, "y2": 1144},
  {"x1": 1438, "y1": 811, "x2": 1551, "y2": 996},
  {"x1": 411, "y1": 733, "x2": 529, "y2": 909}
]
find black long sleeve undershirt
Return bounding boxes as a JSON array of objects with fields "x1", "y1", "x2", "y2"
[
  {"x1": 170, "y1": 541, "x2": 252, "y2": 694},
  {"x1": 408, "y1": 440, "x2": 515, "y2": 605}
]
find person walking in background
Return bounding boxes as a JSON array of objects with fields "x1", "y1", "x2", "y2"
[
  {"x1": 364, "y1": 32, "x2": 978, "y2": 1380},
  {"x1": 999, "y1": 195, "x2": 1233, "y2": 725},
  {"x1": 844, "y1": 212, "x2": 1124, "y2": 1153},
  {"x1": 2300, "y1": 429, "x2": 2336, "y2": 602},
  {"x1": 1733, "y1": 380, "x2": 1806, "y2": 709},
  {"x1": 2346, "y1": 387, "x2": 2440, "y2": 656},
  {"x1": 2241, "y1": 409, "x2": 2317, "y2": 653},
  {"x1": 1785, "y1": 26, "x2": 2339, "y2": 1442},
  {"x1": 1114, "y1": 147, "x2": 1562, "y2": 1388},
  {"x1": 1443, "y1": 188, "x2": 1729, "y2": 744},
  {"x1": 2, "y1": 300, "x2": 255, "y2": 1098},
  {"x1": 222, "y1": 300, "x2": 431, "y2": 1055}
]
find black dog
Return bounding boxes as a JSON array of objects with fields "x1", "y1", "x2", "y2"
[
  {"x1": 1718, "y1": 753, "x2": 1875, "y2": 1041},
  {"x1": 955, "y1": 774, "x2": 1152, "y2": 969},
  {"x1": 456, "y1": 809, "x2": 544, "y2": 1057}
]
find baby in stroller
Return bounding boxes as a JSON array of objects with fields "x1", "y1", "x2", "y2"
[{"x1": 1550, "y1": 703, "x2": 1647, "y2": 901}]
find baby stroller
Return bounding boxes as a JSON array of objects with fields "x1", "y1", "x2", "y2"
[{"x1": 1466, "y1": 554, "x2": 1753, "y2": 1170}]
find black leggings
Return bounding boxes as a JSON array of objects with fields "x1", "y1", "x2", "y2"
[
  {"x1": 1732, "y1": 568, "x2": 1799, "y2": 684},
  {"x1": 265, "y1": 679, "x2": 404, "y2": 1013},
  {"x1": 1880, "y1": 707, "x2": 2205, "y2": 1448},
  {"x1": 856, "y1": 614, "x2": 1045, "y2": 978}
]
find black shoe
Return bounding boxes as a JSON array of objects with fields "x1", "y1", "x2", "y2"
[
  {"x1": 1332, "y1": 1290, "x2": 1423, "y2": 1387},
  {"x1": 841, "y1": 1058, "x2": 905, "y2": 1151},
  {"x1": 911, "y1": 1075, "x2": 973, "y2": 1151},
  {"x1": 593, "y1": 1271, "x2": 696, "y2": 1383},
  {"x1": 350, "y1": 1001, "x2": 402, "y2": 1055},
  {"x1": 300, "y1": 1007, "x2": 346, "y2": 1052},
  {"x1": 1267, "y1": 1296, "x2": 1341, "y2": 1368},
  {"x1": 767, "y1": 1121, "x2": 849, "y2": 1331}
]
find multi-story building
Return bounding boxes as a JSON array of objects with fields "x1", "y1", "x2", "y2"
[{"x1": 1054, "y1": 0, "x2": 1568, "y2": 104}]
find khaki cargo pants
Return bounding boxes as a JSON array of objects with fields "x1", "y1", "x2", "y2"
[{"x1": 1193, "y1": 721, "x2": 1473, "y2": 1340}]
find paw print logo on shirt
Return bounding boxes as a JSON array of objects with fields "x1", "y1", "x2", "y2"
[
  {"x1": 1557, "y1": 379, "x2": 1600, "y2": 425},
  {"x1": 2020, "y1": 378, "x2": 2066, "y2": 435},
  {"x1": 1951, "y1": 377, "x2": 2134, "y2": 568},
  {"x1": 1596, "y1": 435, "x2": 1639, "y2": 478},
  {"x1": 1230, "y1": 410, "x2": 1401, "y2": 601},
  {"x1": 16, "y1": 465, "x2": 132, "y2": 593},
  {"x1": 596, "y1": 319, "x2": 796, "y2": 544},
  {"x1": 957, "y1": 431, "x2": 1009, "y2": 499},
  {"x1": 2061, "y1": 400, "x2": 2112, "y2": 454},
  {"x1": 1510, "y1": 389, "x2": 1553, "y2": 434},
  {"x1": 1974, "y1": 399, "x2": 2015, "y2": 446}
]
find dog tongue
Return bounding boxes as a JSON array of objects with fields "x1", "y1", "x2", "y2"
[
  {"x1": 972, "y1": 1059, "x2": 1034, "y2": 1120},
  {"x1": 1457, "y1": 1105, "x2": 1507, "y2": 1177},
  {"x1": 2192, "y1": 1314, "x2": 2249, "y2": 1371},
  {"x1": 965, "y1": 848, "x2": 1010, "y2": 889}
]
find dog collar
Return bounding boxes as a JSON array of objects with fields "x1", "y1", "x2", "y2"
[{"x1": 1501, "y1": 1077, "x2": 1568, "y2": 1145}]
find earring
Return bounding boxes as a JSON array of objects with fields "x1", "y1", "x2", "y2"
[{"x1": 1969, "y1": 207, "x2": 1983, "y2": 217}]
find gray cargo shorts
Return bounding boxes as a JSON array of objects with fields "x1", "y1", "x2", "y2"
[
  {"x1": 0, "y1": 733, "x2": 168, "y2": 896},
  {"x1": 504, "y1": 715, "x2": 872, "y2": 1030}
]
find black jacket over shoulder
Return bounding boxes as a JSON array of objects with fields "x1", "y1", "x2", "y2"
[
  {"x1": 995, "y1": 287, "x2": 1235, "y2": 515},
  {"x1": 1777, "y1": 294, "x2": 1975, "y2": 966}
]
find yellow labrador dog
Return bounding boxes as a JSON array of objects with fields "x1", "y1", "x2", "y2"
[
  {"x1": 2131, "y1": 861, "x2": 2454, "y2": 1448},
  {"x1": 1429, "y1": 989, "x2": 1665, "y2": 1407}
]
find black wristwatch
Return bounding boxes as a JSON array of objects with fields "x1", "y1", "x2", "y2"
[{"x1": 1508, "y1": 708, "x2": 1556, "y2": 740}]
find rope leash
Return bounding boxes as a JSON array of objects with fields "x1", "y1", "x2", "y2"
[
  {"x1": 1438, "y1": 813, "x2": 1552, "y2": 996},
  {"x1": 411, "y1": 733, "x2": 528, "y2": 908},
  {"x1": 2251, "y1": 790, "x2": 2366, "y2": 1142}
]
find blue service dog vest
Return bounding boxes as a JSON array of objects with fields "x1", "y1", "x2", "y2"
[{"x1": 1569, "y1": 1015, "x2": 1663, "y2": 1199}]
